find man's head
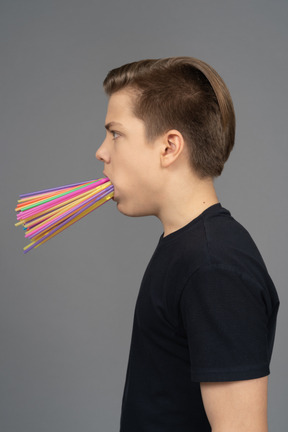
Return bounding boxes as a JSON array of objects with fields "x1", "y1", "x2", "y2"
[{"x1": 103, "y1": 57, "x2": 235, "y2": 178}]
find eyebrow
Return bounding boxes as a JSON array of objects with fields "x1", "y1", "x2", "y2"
[{"x1": 105, "y1": 121, "x2": 123, "y2": 131}]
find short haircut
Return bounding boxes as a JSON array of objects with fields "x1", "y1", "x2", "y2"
[{"x1": 103, "y1": 57, "x2": 235, "y2": 178}]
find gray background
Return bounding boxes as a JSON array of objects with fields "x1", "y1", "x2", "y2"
[{"x1": 1, "y1": 0, "x2": 287, "y2": 431}]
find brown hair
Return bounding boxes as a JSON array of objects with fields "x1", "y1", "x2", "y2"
[{"x1": 103, "y1": 57, "x2": 235, "y2": 178}]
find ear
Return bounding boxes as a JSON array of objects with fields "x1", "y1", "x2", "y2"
[{"x1": 160, "y1": 130, "x2": 185, "y2": 168}]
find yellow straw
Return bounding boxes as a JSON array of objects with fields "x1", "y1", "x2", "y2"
[
  {"x1": 24, "y1": 192, "x2": 114, "y2": 250},
  {"x1": 15, "y1": 221, "x2": 25, "y2": 227},
  {"x1": 17, "y1": 181, "x2": 112, "y2": 220},
  {"x1": 24, "y1": 187, "x2": 100, "y2": 234}
]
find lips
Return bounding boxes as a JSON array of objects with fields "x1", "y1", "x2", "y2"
[
  {"x1": 103, "y1": 172, "x2": 117, "y2": 200},
  {"x1": 103, "y1": 172, "x2": 112, "y2": 183}
]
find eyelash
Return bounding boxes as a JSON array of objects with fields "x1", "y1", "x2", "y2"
[{"x1": 111, "y1": 131, "x2": 120, "y2": 140}]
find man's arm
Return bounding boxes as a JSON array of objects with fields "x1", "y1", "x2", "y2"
[{"x1": 200, "y1": 376, "x2": 268, "y2": 432}]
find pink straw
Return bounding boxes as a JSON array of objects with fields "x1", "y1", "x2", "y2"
[
  {"x1": 26, "y1": 186, "x2": 113, "y2": 239},
  {"x1": 18, "y1": 179, "x2": 109, "y2": 219}
]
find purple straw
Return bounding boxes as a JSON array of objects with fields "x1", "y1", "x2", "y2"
[
  {"x1": 19, "y1": 178, "x2": 109, "y2": 198},
  {"x1": 24, "y1": 185, "x2": 114, "y2": 253},
  {"x1": 26, "y1": 186, "x2": 114, "y2": 239},
  {"x1": 19, "y1": 179, "x2": 110, "y2": 219}
]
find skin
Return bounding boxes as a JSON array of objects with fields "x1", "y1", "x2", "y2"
[
  {"x1": 96, "y1": 88, "x2": 269, "y2": 431},
  {"x1": 201, "y1": 377, "x2": 268, "y2": 432},
  {"x1": 96, "y1": 89, "x2": 219, "y2": 236}
]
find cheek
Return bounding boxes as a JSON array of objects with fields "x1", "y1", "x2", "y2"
[{"x1": 117, "y1": 152, "x2": 139, "y2": 174}]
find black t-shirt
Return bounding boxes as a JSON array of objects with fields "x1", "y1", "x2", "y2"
[{"x1": 120, "y1": 204, "x2": 279, "y2": 432}]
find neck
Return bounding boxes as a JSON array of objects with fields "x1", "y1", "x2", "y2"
[{"x1": 156, "y1": 172, "x2": 219, "y2": 237}]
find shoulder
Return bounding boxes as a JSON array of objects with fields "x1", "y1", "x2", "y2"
[
  {"x1": 179, "y1": 262, "x2": 278, "y2": 382},
  {"x1": 161, "y1": 203, "x2": 268, "y2": 279}
]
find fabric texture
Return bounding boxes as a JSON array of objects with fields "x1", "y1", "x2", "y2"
[{"x1": 120, "y1": 204, "x2": 279, "y2": 432}]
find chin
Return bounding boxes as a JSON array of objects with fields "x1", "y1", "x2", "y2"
[
  {"x1": 116, "y1": 202, "x2": 136, "y2": 217},
  {"x1": 116, "y1": 201, "x2": 153, "y2": 218}
]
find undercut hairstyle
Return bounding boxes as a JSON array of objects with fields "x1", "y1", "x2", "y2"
[{"x1": 103, "y1": 57, "x2": 235, "y2": 178}]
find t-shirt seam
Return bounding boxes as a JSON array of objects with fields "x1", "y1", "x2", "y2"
[
  {"x1": 177, "y1": 262, "x2": 270, "y2": 333},
  {"x1": 190, "y1": 362, "x2": 269, "y2": 374},
  {"x1": 190, "y1": 366, "x2": 271, "y2": 382},
  {"x1": 203, "y1": 216, "x2": 212, "y2": 266},
  {"x1": 157, "y1": 203, "x2": 223, "y2": 247},
  {"x1": 180, "y1": 262, "x2": 267, "y2": 300}
]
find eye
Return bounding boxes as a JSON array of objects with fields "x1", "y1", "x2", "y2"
[{"x1": 111, "y1": 131, "x2": 120, "y2": 140}]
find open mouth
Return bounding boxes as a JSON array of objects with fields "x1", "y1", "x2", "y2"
[
  {"x1": 103, "y1": 172, "x2": 111, "y2": 182},
  {"x1": 103, "y1": 174, "x2": 116, "y2": 200}
]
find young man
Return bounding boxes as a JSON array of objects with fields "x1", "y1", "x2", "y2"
[{"x1": 96, "y1": 57, "x2": 279, "y2": 432}]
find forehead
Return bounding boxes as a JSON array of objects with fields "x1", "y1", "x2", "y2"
[{"x1": 106, "y1": 89, "x2": 136, "y2": 122}]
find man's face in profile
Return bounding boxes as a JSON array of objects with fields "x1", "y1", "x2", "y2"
[{"x1": 96, "y1": 89, "x2": 163, "y2": 218}]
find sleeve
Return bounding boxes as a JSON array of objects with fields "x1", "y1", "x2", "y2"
[{"x1": 180, "y1": 264, "x2": 271, "y2": 382}]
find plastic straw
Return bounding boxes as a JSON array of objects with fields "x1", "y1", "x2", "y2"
[{"x1": 15, "y1": 178, "x2": 114, "y2": 252}]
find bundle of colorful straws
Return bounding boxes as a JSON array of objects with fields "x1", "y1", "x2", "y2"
[{"x1": 15, "y1": 178, "x2": 114, "y2": 253}]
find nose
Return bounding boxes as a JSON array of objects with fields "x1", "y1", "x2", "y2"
[{"x1": 95, "y1": 140, "x2": 110, "y2": 163}]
